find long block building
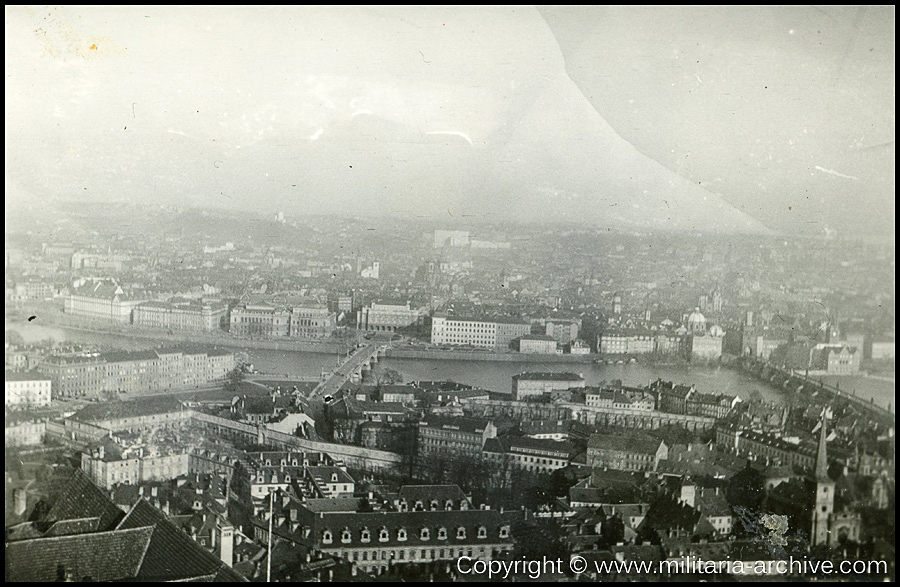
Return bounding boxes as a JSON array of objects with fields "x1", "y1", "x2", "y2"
[
  {"x1": 304, "y1": 509, "x2": 513, "y2": 574},
  {"x1": 38, "y1": 348, "x2": 234, "y2": 399},
  {"x1": 230, "y1": 303, "x2": 335, "y2": 338},
  {"x1": 229, "y1": 304, "x2": 291, "y2": 337},
  {"x1": 5, "y1": 371, "x2": 52, "y2": 408},
  {"x1": 431, "y1": 316, "x2": 531, "y2": 348},
  {"x1": 356, "y1": 302, "x2": 421, "y2": 332},
  {"x1": 512, "y1": 372, "x2": 585, "y2": 400},
  {"x1": 64, "y1": 281, "x2": 148, "y2": 323},
  {"x1": 417, "y1": 416, "x2": 498, "y2": 460},
  {"x1": 132, "y1": 299, "x2": 227, "y2": 332}
]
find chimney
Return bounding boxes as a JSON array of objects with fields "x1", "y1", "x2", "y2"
[{"x1": 138, "y1": 486, "x2": 144, "y2": 496}]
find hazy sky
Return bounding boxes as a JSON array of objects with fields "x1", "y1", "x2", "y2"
[{"x1": 5, "y1": 6, "x2": 895, "y2": 236}]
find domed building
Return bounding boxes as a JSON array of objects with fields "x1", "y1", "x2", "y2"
[{"x1": 686, "y1": 308, "x2": 707, "y2": 334}]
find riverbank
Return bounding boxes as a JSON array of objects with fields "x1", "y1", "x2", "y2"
[
  {"x1": 386, "y1": 348, "x2": 598, "y2": 363},
  {"x1": 730, "y1": 356, "x2": 894, "y2": 422},
  {"x1": 6, "y1": 316, "x2": 351, "y2": 354}
]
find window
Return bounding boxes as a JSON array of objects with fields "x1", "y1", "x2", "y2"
[
  {"x1": 499, "y1": 525, "x2": 510, "y2": 538},
  {"x1": 361, "y1": 529, "x2": 371, "y2": 543},
  {"x1": 379, "y1": 528, "x2": 389, "y2": 542},
  {"x1": 397, "y1": 528, "x2": 407, "y2": 541},
  {"x1": 437, "y1": 527, "x2": 447, "y2": 540},
  {"x1": 477, "y1": 526, "x2": 487, "y2": 539},
  {"x1": 323, "y1": 531, "x2": 332, "y2": 544},
  {"x1": 341, "y1": 530, "x2": 352, "y2": 543},
  {"x1": 420, "y1": 528, "x2": 430, "y2": 541},
  {"x1": 456, "y1": 527, "x2": 466, "y2": 540}
]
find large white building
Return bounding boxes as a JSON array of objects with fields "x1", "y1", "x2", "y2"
[
  {"x1": 5, "y1": 371, "x2": 52, "y2": 408},
  {"x1": 132, "y1": 299, "x2": 227, "y2": 332},
  {"x1": 431, "y1": 316, "x2": 530, "y2": 348},
  {"x1": 357, "y1": 302, "x2": 421, "y2": 332},
  {"x1": 433, "y1": 230, "x2": 470, "y2": 248},
  {"x1": 64, "y1": 280, "x2": 148, "y2": 323}
]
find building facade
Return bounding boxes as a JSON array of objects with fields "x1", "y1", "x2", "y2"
[
  {"x1": 290, "y1": 306, "x2": 336, "y2": 338},
  {"x1": 518, "y1": 335, "x2": 559, "y2": 354},
  {"x1": 357, "y1": 302, "x2": 420, "y2": 332},
  {"x1": 229, "y1": 304, "x2": 291, "y2": 337},
  {"x1": 38, "y1": 348, "x2": 234, "y2": 399},
  {"x1": 64, "y1": 281, "x2": 147, "y2": 323},
  {"x1": 511, "y1": 372, "x2": 585, "y2": 400},
  {"x1": 5, "y1": 371, "x2": 52, "y2": 408},
  {"x1": 417, "y1": 417, "x2": 498, "y2": 460},
  {"x1": 431, "y1": 316, "x2": 531, "y2": 348},
  {"x1": 132, "y1": 299, "x2": 227, "y2": 332},
  {"x1": 586, "y1": 434, "x2": 668, "y2": 472}
]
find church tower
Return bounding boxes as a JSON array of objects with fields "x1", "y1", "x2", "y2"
[{"x1": 810, "y1": 411, "x2": 834, "y2": 547}]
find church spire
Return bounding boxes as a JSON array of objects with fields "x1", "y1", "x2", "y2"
[{"x1": 815, "y1": 409, "x2": 830, "y2": 481}]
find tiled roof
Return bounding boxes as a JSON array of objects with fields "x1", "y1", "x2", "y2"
[
  {"x1": 70, "y1": 396, "x2": 185, "y2": 423},
  {"x1": 397, "y1": 485, "x2": 470, "y2": 508},
  {"x1": 420, "y1": 415, "x2": 494, "y2": 433},
  {"x1": 306, "y1": 466, "x2": 354, "y2": 485},
  {"x1": 505, "y1": 436, "x2": 574, "y2": 456},
  {"x1": 5, "y1": 527, "x2": 154, "y2": 582},
  {"x1": 43, "y1": 517, "x2": 103, "y2": 538},
  {"x1": 44, "y1": 469, "x2": 125, "y2": 532},
  {"x1": 116, "y1": 499, "x2": 246, "y2": 581},
  {"x1": 302, "y1": 498, "x2": 365, "y2": 513},
  {"x1": 587, "y1": 433, "x2": 663, "y2": 454},
  {"x1": 5, "y1": 370, "x2": 51, "y2": 382}
]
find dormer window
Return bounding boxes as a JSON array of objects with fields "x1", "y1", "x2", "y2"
[
  {"x1": 323, "y1": 530, "x2": 333, "y2": 544},
  {"x1": 477, "y1": 526, "x2": 487, "y2": 539},
  {"x1": 456, "y1": 527, "x2": 466, "y2": 540},
  {"x1": 445, "y1": 500, "x2": 454, "y2": 510},
  {"x1": 437, "y1": 527, "x2": 447, "y2": 540},
  {"x1": 414, "y1": 500, "x2": 424, "y2": 511},
  {"x1": 420, "y1": 527, "x2": 430, "y2": 541},
  {"x1": 499, "y1": 525, "x2": 510, "y2": 538},
  {"x1": 398, "y1": 499, "x2": 408, "y2": 512},
  {"x1": 460, "y1": 501, "x2": 469, "y2": 511},
  {"x1": 361, "y1": 528, "x2": 371, "y2": 543},
  {"x1": 284, "y1": 475, "x2": 290, "y2": 483},
  {"x1": 331, "y1": 473, "x2": 338, "y2": 482},
  {"x1": 341, "y1": 529, "x2": 352, "y2": 544},
  {"x1": 430, "y1": 500, "x2": 439, "y2": 511},
  {"x1": 379, "y1": 528, "x2": 389, "y2": 542},
  {"x1": 397, "y1": 528, "x2": 407, "y2": 542}
]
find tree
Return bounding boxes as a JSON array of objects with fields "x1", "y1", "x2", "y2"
[
  {"x1": 224, "y1": 366, "x2": 244, "y2": 393},
  {"x1": 377, "y1": 368, "x2": 403, "y2": 386},
  {"x1": 5, "y1": 330, "x2": 25, "y2": 347}
]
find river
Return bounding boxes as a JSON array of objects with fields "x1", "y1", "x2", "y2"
[
  {"x1": 9, "y1": 322, "x2": 896, "y2": 409},
  {"x1": 9, "y1": 321, "x2": 794, "y2": 404}
]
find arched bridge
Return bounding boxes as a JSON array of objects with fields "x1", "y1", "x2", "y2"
[{"x1": 311, "y1": 343, "x2": 389, "y2": 399}]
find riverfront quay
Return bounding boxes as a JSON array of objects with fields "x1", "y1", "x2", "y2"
[{"x1": 8, "y1": 320, "x2": 894, "y2": 413}]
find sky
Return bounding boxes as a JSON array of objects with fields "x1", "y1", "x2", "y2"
[{"x1": 4, "y1": 6, "x2": 895, "y2": 237}]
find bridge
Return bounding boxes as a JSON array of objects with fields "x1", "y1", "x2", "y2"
[{"x1": 311, "y1": 343, "x2": 390, "y2": 399}]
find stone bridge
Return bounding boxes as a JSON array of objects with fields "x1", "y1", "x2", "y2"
[{"x1": 311, "y1": 343, "x2": 390, "y2": 398}]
